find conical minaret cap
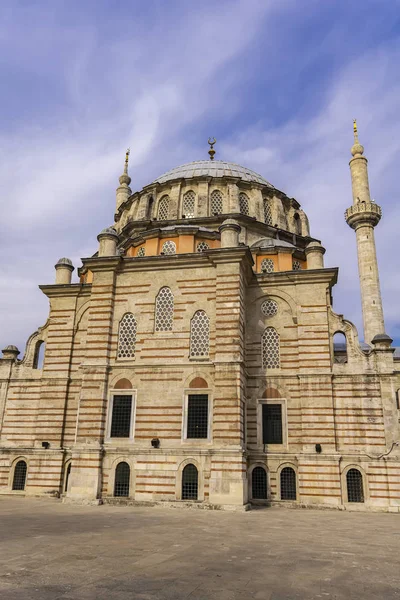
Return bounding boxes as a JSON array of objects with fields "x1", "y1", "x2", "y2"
[
  {"x1": 119, "y1": 148, "x2": 131, "y2": 186},
  {"x1": 351, "y1": 119, "x2": 365, "y2": 157}
]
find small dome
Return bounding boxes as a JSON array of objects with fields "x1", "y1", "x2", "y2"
[
  {"x1": 3, "y1": 345, "x2": 19, "y2": 352},
  {"x1": 153, "y1": 160, "x2": 274, "y2": 187},
  {"x1": 98, "y1": 226, "x2": 118, "y2": 238},
  {"x1": 351, "y1": 143, "x2": 364, "y2": 157},
  {"x1": 56, "y1": 257, "x2": 73, "y2": 266}
]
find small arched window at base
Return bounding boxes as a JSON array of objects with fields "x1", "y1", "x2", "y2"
[
  {"x1": 346, "y1": 468, "x2": 364, "y2": 503},
  {"x1": 12, "y1": 460, "x2": 27, "y2": 491},
  {"x1": 333, "y1": 332, "x2": 347, "y2": 364},
  {"x1": 182, "y1": 464, "x2": 198, "y2": 500},
  {"x1": 114, "y1": 462, "x2": 130, "y2": 497},
  {"x1": 252, "y1": 467, "x2": 267, "y2": 500}
]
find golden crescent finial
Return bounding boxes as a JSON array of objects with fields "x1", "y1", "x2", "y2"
[
  {"x1": 124, "y1": 148, "x2": 130, "y2": 173},
  {"x1": 353, "y1": 119, "x2": 358, "y2": 142}
]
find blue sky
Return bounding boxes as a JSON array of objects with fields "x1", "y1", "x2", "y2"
[{"x1": 1, "y1": 0, "x2": 399, "y2": 351}]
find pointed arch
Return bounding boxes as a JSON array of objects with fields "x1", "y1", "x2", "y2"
[
  {"x1": 190, "y1": 310, "x2": 210, "y2": 358},
  {"x1": 117, "y1": 313, "x2": 137, "y2": 359},
  {"x1": 263, "y1": 198, "x2": 272, "y2": 225},
  {"x1": 262, "y1": 327, "x2": 280, "y2": 368},
  {"x1": 12, "y1": 460, "x2": 27, "y2": 491},
  {"x1": 155, "y1": 287, "x2": 174, "y2": 331},
  {"x1": 182, "y1": 464, "x2": 198, "y2": 500},
  {"x1": 33, "y1": 340, "x2": 45, "y2": 369}
]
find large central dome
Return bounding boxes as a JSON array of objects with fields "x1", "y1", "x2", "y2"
[{"x1": 154, "y1": 160, "x2": 274, "y2": 188}]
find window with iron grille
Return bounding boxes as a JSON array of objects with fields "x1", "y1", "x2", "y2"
[
  {"x1": 196, "y1": 241, "x2": 210, "y2": 253},
  {"x1": 263, "y1": 199, "x2": 272, "y2": 225},
  {"x1": 117, "y1": 313, "x2": 137, "y2": 359},
  {"x1": 158, "y1": 195, "x2": 170, "y2": 220},
  {"x1": 110, "y1": 395, "x2": 132, "y2": 438},
  {"x1": 161, "y1": 240, "x2": 176, "y2": 255},
  {"x1": 252, "y1": 466, "x2": 267, "y2": 499},
  {"x1": 262, "y1": 404, "x2": 283, "y2": 444},
  {"x1": 190, "y1": 310, "x2": 210, "y2": 358},
  {"x1": 280, "y1": 467, "x2": 296, "y2": 500},
  {"x1": 114, "y1": 462, "x2": 130, "y2": 497},
  {"x1": 261, "y1": 299, "x2": 278, "y2": 317},
  {"x1": 187, "y1": 394, "x2": 208, "y2": 438},
  {"x1": 182, "y1": 464, "x2": 198, "y2": 500},
  {"x1": 346, "y1": 469, "x2": 364, "y2": 503},
  {"x1": 183, "y1": 191, "x2": 196, "y2": 218},
  {"x1": 210, "y1": 190, "x2": 223, "y2": 215},
  {"x1": 137, "y1": 247, "x2": 145, "y2": 257},
  {"x1": 155, "y1": 287, "x2": 174, "y2": 331},
  {"x1": 12, "y1": 460, "x2": 27, "y2": 491},
  {"x1": 261, "y1": 258, "x2": 274, "y2": 273},
  {"x1": 293, "y1": 260, "x2": 301, "y2": 271},
  {"x1": 262, "y1": 327, "x2": 280, "y2": 369},
  {"x1": 239, "y1": 193, "x2": 249, "y2": 216}
]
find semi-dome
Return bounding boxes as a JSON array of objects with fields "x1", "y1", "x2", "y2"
[{"x1": 154, "y1": 160, "x2": 274, "y2": 187}]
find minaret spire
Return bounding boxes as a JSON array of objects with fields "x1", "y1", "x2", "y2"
[
  {"x1": 345, "y1": 121, "x2": 388, "y2": 345},
  {"x1": 116, "y1": 148, "x2": 132, "y2": 211}
]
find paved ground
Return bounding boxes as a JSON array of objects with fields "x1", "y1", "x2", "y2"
[{"x1": 0, "y1": 498, "x2": 400, "y2": 600}]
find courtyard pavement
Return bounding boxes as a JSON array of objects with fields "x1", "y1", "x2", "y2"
[{"x1": 0, "y1": 497, "x2": 399, "y2": 599}]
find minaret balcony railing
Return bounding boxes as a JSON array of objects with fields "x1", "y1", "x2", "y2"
[{"x1": 345, "y1": 201, "x2": 381, "y2": 228}]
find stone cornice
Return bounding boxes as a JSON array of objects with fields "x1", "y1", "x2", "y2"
[
  {"x1": 39, "y1": 283, "x2": 92, "y2": 298},
  {"x1": 254, "y1": 267, "x2": 338, "y2": 287},
  {"x1": 80, "y1": 256, "x2": 121, "y2": 272}
]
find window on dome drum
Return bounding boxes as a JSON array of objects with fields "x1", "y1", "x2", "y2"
[
  {"x1": 12, "y1": 460, "x2": 27, "y2": 491},
  {"x1": 136, "y1": 246, "x2": 145, "y2": 257},
  {"x1": 293, "y1": 260, "x2": 301, "y2": 271},
  {"x1": 196, "y1": 241, "x2": 210, "y2": 252},
  {"x1": 239, "y1": 193, "x2": 249, "y2": 216},
  {"x1": 155, "y1": 287, "x2": 174, "y2": 331},
  {"x1": 294, "y1": 213, "x2": 302, "y2": 235},
  {"x1": 117, "y1": 313, "x2": 137, "y2": 359},
  {"x1": 210, "y1": 189, "x2": 223, "y2": 215},
  {"x1": 261, "y1": 299, "x2": 278, "y2": 317},
  {"x1": 158, "y1": 195, "x2": 170, "y2": 220},
  {"x1": 346, "y1": 469, "x2": 364, "y2": 503},
  {"x1": 110, "y1": 395, "x2": 133, "y2": 438},
  {"x1": 182, "y1": 191, "x2": 196, "y2": 218},
  {"x1": 190, "y1": 310, "x2": 210, "y2": 358},
  {"x1": 182, "y1": 464, "x2": 198, "y2": 500},
  {"x1": 262, "y1": 404, "x2": 283, "y2": 444},
  {"x1": 187, "y1": 394, "x2": 208, "y2": 438},
  {"x1": 161, "y1": 240, "x2": 176, "y2": 255},
  {"x1": 280, "y1": 467, "x2": 296, "y2": 500},
  {"x1": 114, "y1": 462, "x2": 130, "y2": 497},
  {"x1": 64, "y1": 463, "x2": 71, "y2": 493},
  {"x1": 263, "y1": 199, "x2": 272, "y2": 225},
  {"x1": 262, "y1": 327, "x2": 280, "y2": 369},
  {"x1": 333, "y1": 332, "x2": 347, "y2": 364},
  {"x1": 261, "y1": 258, "x2": 274, "y2": 273},
  {"x1": 252, "y1": 467, "x2": 267, "y2": 500}
]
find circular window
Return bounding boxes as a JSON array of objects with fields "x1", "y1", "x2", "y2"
[{"x1": 261, "y1": 299, "x2": 278, "y2": 317}]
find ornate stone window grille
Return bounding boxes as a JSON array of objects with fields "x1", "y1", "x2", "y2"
[
  {"x1": 161, "y1": 240, "x2": 176, "y2": 255},
  {"x1": 280, "y1": 467, "x2": 297, "y2": 500},
  {"x1": 182, "y1": 464, "x2": 198, "y2": 500},
  {"x1": 117, "y1": 313, "x2": 137, "y2": 359},
  {"x1": 136, "y1": 247, "x2": 145, "y2": 257},
  {"x1": 114, "y1": 462, "x2": 130, "y2": 497},
  {"x1": 252, "y1": 466, "x2": 267, "y2": 500},
  {"x1": 262, "y1": 327, "x2": 280, "y2": 368},
  {"x1": 12, "y1": 460, "x2": 27, "y2": 491},
  {"x1": 239, "y1": 192, "x2": 249, "y2": 216},
  {"x1": 190, "y1": 310, "x2": 210, "y2": 357},
  {"x1": 182, "y1": 190, "x2": 196, "y2": 218},
  {"x1": 346, "y1": 469, "x2": 364, "y2": 503},
  {"x1": 210, "y1": 190, "x2": 223, "y2": 215},
  {"x1": 158, "y1": 195, "x2": 170, "y2": 220},
  {"x1": 293, "y1": 260, "x2": 301, "y2": 271},
  {"x1": 261, "y1": 299, "x2": 278, "y2": 317},
  {"x1": 261, "y1": 258, "x2": 274, "y2": 273},
  {"x1": 263, "y1": 199, "x2": 272, "y2": 225},
  {"x1": 155, "y1": 287, "x2": 174, "y2": 331},
  {"x1": 196, "y1": 241, "x2": 210, "y2": 253}
]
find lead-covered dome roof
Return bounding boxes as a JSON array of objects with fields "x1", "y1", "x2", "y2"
[{"x1": 154, "y1": 160, "x2": 274, "y2": 188}]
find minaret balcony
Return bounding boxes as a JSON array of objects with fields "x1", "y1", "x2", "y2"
[{"x1": 345, "y1": 201, "x2": 381, "y2": 229}]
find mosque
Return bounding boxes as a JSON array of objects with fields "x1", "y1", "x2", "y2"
[{"x1": 0, "y1": 124, "x2": 399, "y2": 511}]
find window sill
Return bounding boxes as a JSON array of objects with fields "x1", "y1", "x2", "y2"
[{"x1": 188, "y1": 356, "x2": 210, "y2": 362}]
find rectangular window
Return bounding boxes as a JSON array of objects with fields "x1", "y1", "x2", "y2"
[
  {"x1": 262, "y1": 403, "x2": 282, "y2": 444},
  {"x1": 110, "y1": 395, "x2": 132, "y2": 438},
  {"x1": 187, "y1": 394, "x2": 208, "y2": 438}
]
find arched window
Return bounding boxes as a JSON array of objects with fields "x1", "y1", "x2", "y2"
[
  {"x1": 158, "y1": 195, "x2": 170, "y2": 220},
  {"x1": 155, "y1": 287, "x2": 174, "y2": 331},
  {"x1": 292, "y1": 260, "x2": 301, "y2": 271},
  {"x1": 210, "y1": 190, "x2": 223, "y2": 215},
  {"x1": 346, "y1": 469, "x2": 364, "y2": 503},
  {"x1": 190, "y1": 310, "x2": 210, "y2": 358},
  {"x1": 161, "y1": 240, "x2": 176, "y2": 255},
  {"x1": 294, "y1": 213, "x2": 301, "y2": 235},
  {"x1": 280, "y1": 467, "x2": 296, "y2": 500},
  {"x1": 33, "y1": 340, "x2": 45, "y2": 369},
  {"x1": 261, "y1": 258, "x2": 274, "y2": 273},
  {"x1": 262, "y1": 327, "x2": 280, "y2": 369},
  {"x1": 64, "y1": 462, "x2": 71, "y2": 493},
  {"x1": 239, "y1": 193, "x2": 249, "y2": 216},
  {"x1": 182, "y1": 464, "x2": 198, "y2": 500},
  {"x1": 333, "y1": 332, "x2": 347, "y2": 364},
  {"x1": 182, "y1": 191, "x2": 196, "y2": 218},
  {"x1": 263, "y1": 199, "x2": 272, "y2": 225},
  {"x1": 196, "y1": 241, "x2": 210, "y2": 253},
  {"x1": 114, "y1": 462, "x2": 130, "y2": 497},
  {"x1": 12, "y1": 460, "x2": 27, "y2": 491},
  {"x1": 136, "y1": 247, "x2": 145, "y2": 257},
  {"x1": 252, "y1": 466, "x2": 267, "y2": 500},
  {"x1": 117, "y1": 313, "x2": 137, "y2": 359}
]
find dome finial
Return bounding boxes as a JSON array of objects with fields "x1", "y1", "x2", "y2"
[{"x1": 208, "y1": 137, "x2": 216, "y2": 161}]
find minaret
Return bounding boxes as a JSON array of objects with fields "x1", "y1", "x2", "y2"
[
  {"x1": 116, "y1": 148, "x2": 132, "y2": 211},
  {"x1": 345, "y1": 120, "x2": 385, "y2": 345}
]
